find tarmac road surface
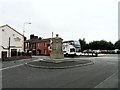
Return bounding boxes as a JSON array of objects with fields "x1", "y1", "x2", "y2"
[{"x1": 1, "y1": 54, "x2": 119, "y2": 88}]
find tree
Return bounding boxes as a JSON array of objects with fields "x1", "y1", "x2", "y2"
[
  {"x1": 108, "y1": 41, "x2": 115, "y2": 50},
  {"x1": 87, "y1": 40, "x2": 114, "y2": 50},
  {"x1": 79, "y1": 39, "x2": 116, "y2": 51},
  {"x1": 79, "y1": 38, "x2": 87, "y2": 51},
  {"x1": 115, "y1": 39, "x2": 120, "y2": 49}
]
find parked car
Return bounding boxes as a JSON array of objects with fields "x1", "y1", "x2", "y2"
[
  {"x1": 100, "y1": 50, "x2": 108, "y2": 54},
  {"x1": 93, "y1": 50, "x2": 101, "y2": 54},
  {"x1": 114, "y1": 49, "x2": 119, "y2": 53}
]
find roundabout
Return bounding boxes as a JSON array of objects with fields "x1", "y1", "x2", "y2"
[
  {"x1": 25, "y1": 58, "x2": 94, "y2": 69},
  {"x1": 25, "y1": 35, "x2": 94, "y2": 69}
]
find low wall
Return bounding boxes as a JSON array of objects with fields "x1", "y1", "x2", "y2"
[{"x1": 2, "y1": 56, "x2": 32, "y2": 61}]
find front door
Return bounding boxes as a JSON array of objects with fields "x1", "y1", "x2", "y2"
[
  {"x1": 11, "y1": 49, "x2": 17, "y2": 57},
  {"x1": 2, "y1": 51, "x2": 7, "y2": 60}
]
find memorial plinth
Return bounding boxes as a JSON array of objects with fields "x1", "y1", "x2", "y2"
[{"x1": 50, "y1": 34, "x2": 64, "y2": 59}]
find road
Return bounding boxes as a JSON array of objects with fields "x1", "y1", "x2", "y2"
[{"x1": 1, "y1": 54, "x2": 119, "y2": 88}]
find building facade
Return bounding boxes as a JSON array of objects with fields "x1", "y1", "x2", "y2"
[
  {"x1": 36, "y1": 39, "x2": 51, "y2": 55},
  {"x1": 24, "y1": 34, "x2": 51, "y2": 56},
  {"x1": 0, "y1": 24, "x2": 24, "y2": 58}
]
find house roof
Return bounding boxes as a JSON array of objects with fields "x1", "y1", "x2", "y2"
[
  {"x1": 25, "y1": 37, "x2": 64, "y2": 44},
  {"x1": 25, "y1": 38, "x2": 51, "y2": 43},
  {"x1": 0, "y1": 24, "x2": 24, "y2": 37}
]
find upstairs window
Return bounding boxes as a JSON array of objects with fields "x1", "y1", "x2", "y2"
[{"x1": 2, "y1": 29, "x2": 5, "y2": 32}]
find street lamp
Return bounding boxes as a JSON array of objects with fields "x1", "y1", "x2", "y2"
[
  {"x1": 23, "y1": 22, "x2": 31, "y2": 36},
  {"x1": 23, "y1": 22, "x2": 31, "y2": 52}
]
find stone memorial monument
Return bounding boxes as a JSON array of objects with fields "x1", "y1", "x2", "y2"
[{"x1": 50, "y1": 34, "x2": 64, "y2": 59}]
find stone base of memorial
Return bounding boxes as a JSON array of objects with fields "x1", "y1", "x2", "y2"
[{"x1": 50, "y1": 51, "x2": 64, "y2": 60}]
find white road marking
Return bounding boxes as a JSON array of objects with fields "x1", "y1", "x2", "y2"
[
  {"x1": 33, "y1": 59, "x2": 43, "y2": 61},
  {"x1": 0, "y1": 64, "x2": 24, "y2": 71},
  {"x1": 94, "y1": 57, "x2": 118, "y2": 59},
  {"x1": 94, "y1": 70, "x2": 118, "y2": 88},
  {"x1": 0, "y1": 58, "x2": 43, "y2": 71},
  {"x1": 16, "y1": 58, "x2": 31, "y2": 62},
  {"x1": 73, "y1": 58, "x2": 92, "y2": 60}
]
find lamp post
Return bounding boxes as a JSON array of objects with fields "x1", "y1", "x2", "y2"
[
  {"x1": 23, "y1": 22, "x2": 31, "y2": 52},
  {"x1": 23, "y1": 22, "x2": 31, "y2": 36}
]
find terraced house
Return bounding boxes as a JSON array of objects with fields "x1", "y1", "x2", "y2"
[{"x1": 24, "y1": 34, "x2": 51, "y2": 56}]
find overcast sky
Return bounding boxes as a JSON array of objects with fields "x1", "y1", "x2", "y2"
[{"x1": 0, "y1": 0, "x2": 119, "y2": 43}]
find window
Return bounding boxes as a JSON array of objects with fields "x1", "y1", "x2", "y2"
[
  {"x1": 44, "y1": 42, "x2": 46, "y2": 47},
  {"x1": 2, "y1": 29, "x2": 4, "y2": 32},
  {"x1": 70, "y1": 48, "x2": 75, "y2": 52},
  {"x1": 38, "y1": 43, "x2": 40, "y2": 48},
  {"x1": 27, "y1": 43, "x2": 29, "y2": 48},
  {"x1": 76, "y1": 48, "x2": 81, "y2": 52},
  {"x1": 26, "y1": 43, "x2": 27, "y2": 48},
  {"x1": 74, "y1": 41, "x2": 80, "y2": 46},
  {"x1": 14, "y1": 37, "x2": 21, "y2": 41},
  {"x1": 33, "y1": 44, "x2": 35, "y2": 49},
  {"x1": 44, "y1": 49, "x2": 46, "y2": 54},
  {"x1": 13, "y1": 34, "x2": 15, "y2": 36},
  {"x1": 69, "y1": 42, "x2": 74, "y2": 45}
]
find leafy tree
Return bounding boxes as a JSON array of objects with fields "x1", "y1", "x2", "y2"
[
  {"x1": 79, "y1": 38, "x2": 87, "y2": 51},
  {"x1": 108, "y1": 41, "x2": 115, "y2": 50},
  {"x1": 87, "y1": 40, "x2": 114, "y2": 50},
  {"x1": 79, "y1": 38, "x2": 117, "y2": 51},
  {"x1": 115, "y1": 39, "x2": 120, "y2": 49}
]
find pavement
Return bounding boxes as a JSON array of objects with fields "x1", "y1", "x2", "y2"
[
  {"x1": 1, "y1": 54, "x2": 119, "y2": 88},
  {"x1": 2, "y1": 57, "x2": 39, "y2": 68}
]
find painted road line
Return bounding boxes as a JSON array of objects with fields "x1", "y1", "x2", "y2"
[
  {"x1": 73, "y1": 58, "x2": 93, "y2": 60},
  {"x1": 33, "y1": 59, "x2": 43, "y2": 61},
  {"x1": 1, "y1": 59, "x2": 42, "y2": 71},
  {"x1": 0, "y1": 64, "x2": 24, "y2": 71},
  {"x1": 1, "y1": 58, "x2": 60, "y2": 71},
  {"x1": 94, "y1": 70, "x2": 118, "y2": 88},
  {"x1": 16, "y1": 58, "x2": 35, "y2": 62}
]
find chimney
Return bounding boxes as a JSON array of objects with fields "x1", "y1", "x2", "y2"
[
  {"x1": 34, "y1": 36, "x2": 38, "y2": 39},
  {"x1": 56, "y1": 34, "x2": 59, "y2": 37},
  {"x1": 30, "y1": 34, "x2": 34, "y2": 39},
  {"x1": 39, "y1": 37, "x2": 42, "y2": 40}
]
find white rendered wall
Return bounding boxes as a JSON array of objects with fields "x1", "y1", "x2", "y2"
[
  {"x1": 0, "y1": 29, "x2": 2, "y2": 58},
  {"x1": 0, "y1": 25, "x2": 24, "y2": 57}
]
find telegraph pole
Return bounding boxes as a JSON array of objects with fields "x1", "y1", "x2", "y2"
[{"x1": 8, "y1": 37, "x2": 10, "y2": 57}]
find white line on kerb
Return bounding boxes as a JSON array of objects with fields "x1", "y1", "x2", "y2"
[
  {"x1": 94, "y1": 70, "x2": 118, "y2": 88},
  {"x1": 33, "y1": 59, "x2": 43, "y2": 61},
  {"x1": 0, "y1": 58, "x2": 42, "y2": 71},
  {"x1": 0, "y1": 64, "x2": 24, "y2": 71}
]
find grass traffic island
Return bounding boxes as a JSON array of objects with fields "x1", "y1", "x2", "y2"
[{"x1": 25, "y1": 58, "x2": 94, "y2": 69}]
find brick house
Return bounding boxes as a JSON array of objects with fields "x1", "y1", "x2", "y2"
[
  {"x1": 36, "y1": 38, "x2": 51, "y2": 55},
  {"x1": 24, "y1": 34, "x2": 51, "y2": 56}
]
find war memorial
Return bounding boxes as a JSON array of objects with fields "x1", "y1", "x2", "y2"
[{"x1": 25, "y1": 34, "x2": 94, "y2": 69}]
